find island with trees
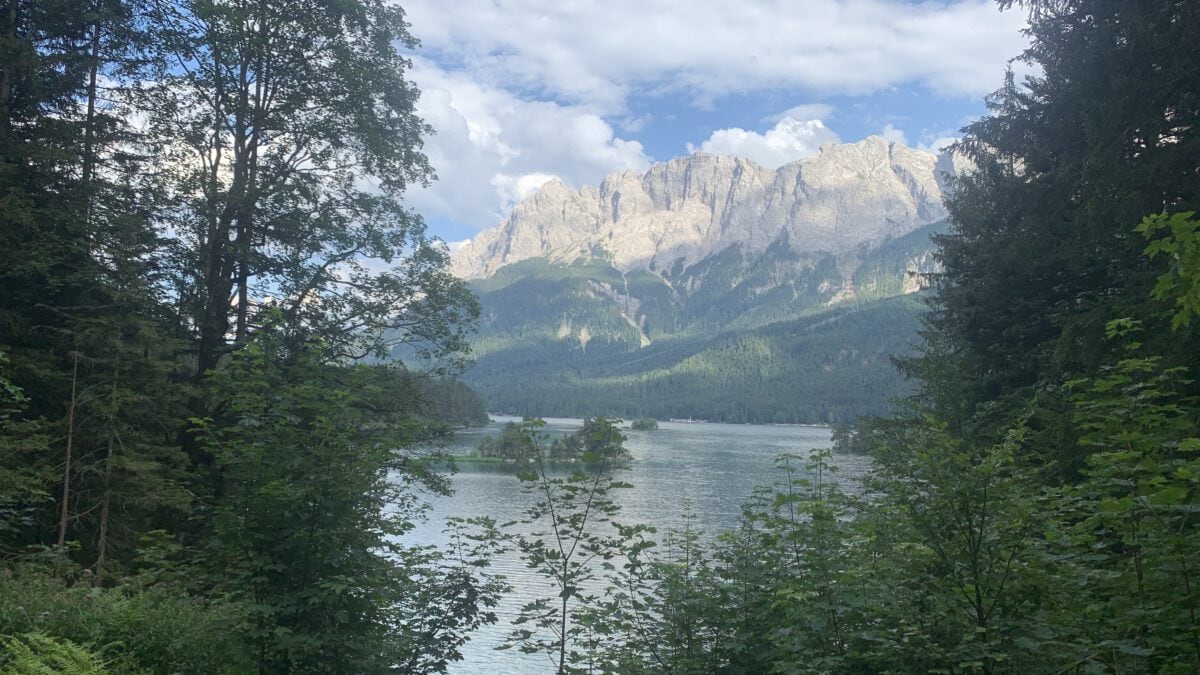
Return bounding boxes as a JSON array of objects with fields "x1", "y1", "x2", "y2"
[
  {"x1": 472, "y1": 418, "x2": 631, "y2": 464},
  {"x1": 630, "y1": 417, "x2": 659, "y2": 431}
]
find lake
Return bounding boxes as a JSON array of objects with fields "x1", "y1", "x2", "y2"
[{"x1": 399, "y1": 416, "x2": 873, "y2": 674}]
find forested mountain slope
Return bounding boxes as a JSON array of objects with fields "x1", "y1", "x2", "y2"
[
  {"x1": 470, "y1": 292, "x2": 925, "y2": 423},
  {"x1": 445, "y1": 138, "x2": 964, "y2": 421},
  {"x1": 456, "y1": 210, "x2": 946, "y2": 422}
]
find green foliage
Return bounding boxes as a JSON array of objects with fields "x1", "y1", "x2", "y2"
[
  {"x1": 198, "y1": 328, "x2": 500, "y2": 673},
  {"x1": 476, "y1": 421, "x2": 538, "y2": 460},
  {"x1": 503, "y1": 418, "x2": 646, "y2": 674},
  {"x1": 548, "y1": 417, "x2": 631, "y2": 462},
  {"x1": 1139, "y1": 211, "x2": 1200, "y2": 328},
  {"x1": 601, "y1": 507, "x2": 717, "y2": 673},
  {"x1": 0, "y1": 567, "x2": 252, "y2": 673},
  {"x1": 577, "y1": 450, "x2": 919, "y2": 674},
  {"x1": 0, "y1": 1, "x2": 493, "y2": 672},
  {"x1": 392, "y1": 517, "x2": 509, "y2": 674},
  {"x1": 837, "y1": 1, "x2": 1200, "y2": 669},
  {"x1": 630, "y1": 417, "x2": 658, "y2": 431},
  {"x1": 470, "y1": 294, "x2": 924, "y2": 424},
  {"x1": 693, "y1": 451, "x2": 866, "y2": 673},
  {"x1": 143, "y1": 0, "x2": 478, "y2": 373},
  {"x1": 864, "y1": 419, "x2": 1057, "y2": 673},
  {"x1": 1049, "y1": 322, "x2": 1200, "y2": 671},
  {"x1": 0, "y1": 354, "x2": 50, "y2": 548},
  {"x1": 413, "y1": 376, "x2": 490, "y2": 427},
  {"x1": 912, "y1": 1, "x2": 1200, "y2": 420},
  {"x1": 1, "y1": 633, "x2": 108, "y2": 674},
  {"x1": 478, "y1": 417, "x2": 632, "y2": 464}
]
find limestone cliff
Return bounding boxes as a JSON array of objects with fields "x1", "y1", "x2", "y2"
[{"x1": 451, "y1": 136, "x2": 952, "y2": 279}]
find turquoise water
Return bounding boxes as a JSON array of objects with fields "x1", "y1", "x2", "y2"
[{"x1": 398, "y1": 416, "x2": 871, "y2": 674}]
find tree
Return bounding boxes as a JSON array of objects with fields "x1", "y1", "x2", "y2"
[
  {"x1": 0, "y1": 1, "x2": 500, "y2": 670},
  {"x1": 1051, "y1": 322, "x2": 1200, "y2": 671},
  {"x1": 0, "y1": 353, "x2": 50, "y2": 549},
  {"x1": 197, "y1": 326, "x2": 502, "y2": 673},
  {"x1": 142, "y1": 0, "x2": 475, "y2": 376},
  {"x1": 0, "y1": 0, "x2": 193, "y2": 569},
  {"x1": 1140, "y1": 211, "x2": 1200, "y2": 329},
  {"x1": 863, "y1": 418, "x2": 1058, "y2": 674},
  {"x1": 600, "y1": 506, "x2": 720, "y2": 673},
  {"x1": 630, "y1": 417, "x2": 658, "y2": 431},
  {"x1": 476, "y1": 421, "x2": 537, "y2": 460},
  {"x1": 549, "y1": 416, "x2": 631, "y2": 462},
  {"x1": 504, "y1": 418, "x2": 642, "y2": 674},
  {"x1": 909, "y1": 0, "x2": 1200, "y2": 432}
]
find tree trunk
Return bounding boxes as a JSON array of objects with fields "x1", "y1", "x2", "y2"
[
  {"x1": 81, "y1": 16, "x2": 101, "y2": 195},
  {"x1": 56, "y1": 350, "x2": 80, "y2": 551},
  {"x1": 94, "y1": 345, "x2": 120, "y2": 584}
]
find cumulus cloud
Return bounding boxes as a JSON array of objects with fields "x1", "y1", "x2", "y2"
[
  {"x1": 912, "y1": 124, "x2": 970, "y2": 153},
  {"x1": 404, "y1": 60, "x2": 651, "y2": 234},
  {"x1": 397, "y1": 1, "x2": 1032, "y2": 236},
  {"x1": 918, "y1": 135, "x2": 959, "y2": 153},
  {"x1": 491, "y1": 173, "x2": 559, "y2": 209},
  {"x1": 444, "y1": 239, "x2": 472, "y2": 255},
  {"x1": 689, "y1": 116, "x2": 840, "y2": 169},
  {"x1": 618, "y1": 113, "x2": 654, "y2": 134},
  {"x1": 879, "y1": 123, "x2": 909, "y2": 146},
  {"x1": 403, "y1": 0, "x2": 1030, "y2": 110},
  {"x1": 764, "y1": 104, "x2": 836, "y2": 125}
]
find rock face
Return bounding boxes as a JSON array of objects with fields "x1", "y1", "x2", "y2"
[{"x1": 451, "y1": 136, "x2": 950, "y2": 279}]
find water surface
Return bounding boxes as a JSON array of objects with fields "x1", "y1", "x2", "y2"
[{"x1": 400, "y1": 417, "x2": 871, "y2": 674}]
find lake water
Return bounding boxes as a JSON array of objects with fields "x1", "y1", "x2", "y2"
[{"x1": 399, "y1": 416, "x2": 872, "y2": 674}]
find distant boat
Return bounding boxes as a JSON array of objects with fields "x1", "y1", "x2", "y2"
[{"x1": 668, "y1": 417, "x2": 707, "y2": 424}]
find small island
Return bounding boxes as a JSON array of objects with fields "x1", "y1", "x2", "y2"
[
  {"x1": 471, "y1": 417, "x2": 631, "y2": 464},
  {"x1": 630, "y1": 417, "x2": 659, "y2": 431}
]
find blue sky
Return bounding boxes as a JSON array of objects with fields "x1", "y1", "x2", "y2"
[{"x1": 398, "y1": 1, "x2": 1031, "y2": 243}]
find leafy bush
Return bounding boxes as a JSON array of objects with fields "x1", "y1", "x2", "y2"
[{"x1": 0, "y1": 568, "x2": 252, "y2": 673}]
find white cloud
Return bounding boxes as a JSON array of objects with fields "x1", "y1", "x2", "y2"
[
  {"x1": 689, "y1": 116, "x2": 840, "y2": 169},
  {"x1": 764, "y1": 104, "x2": 835, "y2": 125},
  {"x1": 618, "y1": 113, "x2": 654, "y2": 134},
  {"x1": 879, "y1": 123, "x2": 909, "y2": 146},
  {"x1": 918, "y1": 135, "x2": 959, "y2": 153},
  {"x1": 404, "y1": 60, "x2": 651, "y2": 233},
  {"x1": 397, "y1": 1, "x2": 1033, "y2": 235},
  {"x1": 914, "y1": 124, "x2": 969, "y2": 153},
  {"x1": 444, "y1": 239, "x2": 472, "y2": 255},
  {"x1": 403, "y1": 0, "x2": 1030, "y2": 111},
  {"x1": 491, "y1": 172, "x2": 559, "y2": 209}
]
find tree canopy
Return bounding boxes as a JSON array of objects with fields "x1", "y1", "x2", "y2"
[{"x1": 0, "y1": 0, "x2": 494, "y2": 671}]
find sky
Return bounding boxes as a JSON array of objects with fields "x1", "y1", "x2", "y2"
[{"x1": 397, "y1": 1, "x2": 1033, "y2": 244}]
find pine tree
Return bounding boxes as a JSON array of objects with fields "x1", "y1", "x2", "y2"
[{"x1": 911, "y1": 0, "x2": 1200, "y2": 427}]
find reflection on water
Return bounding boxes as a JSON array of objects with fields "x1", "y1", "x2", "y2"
[{"x1": 397, "y1": 417, "x2": 872, "y2": 674}]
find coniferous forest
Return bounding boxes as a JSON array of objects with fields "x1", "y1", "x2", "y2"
[
  {"x1": 2, "y1": 0, "x2": 1199, "y2": 673},
  {"x1": 0, "y1": 1, "x2": 495, "y2": 671}
]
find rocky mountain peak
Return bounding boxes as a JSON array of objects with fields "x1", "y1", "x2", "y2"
[{"x1": 451, "y1": 137, "x2": 957, "y2": 279}]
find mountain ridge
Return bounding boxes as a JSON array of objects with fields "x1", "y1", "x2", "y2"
[
  {"x1": 441, "y1": 137, "x2": 963, "y2": 423},
  {"x1": 451, "y1": 135, "x2": 952, "y2": 280}
]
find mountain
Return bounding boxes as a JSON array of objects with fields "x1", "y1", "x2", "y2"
[
  {"x1": 446, "y1": 137, "x2": 957, "y2": 423},
  {"x1": 452, "y1": 136, "x2": 946, "y2": 279}
]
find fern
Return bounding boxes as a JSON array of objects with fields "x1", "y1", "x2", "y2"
[{"x1": 2, "y1": 632, "x2": 108, "y2": 674}]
